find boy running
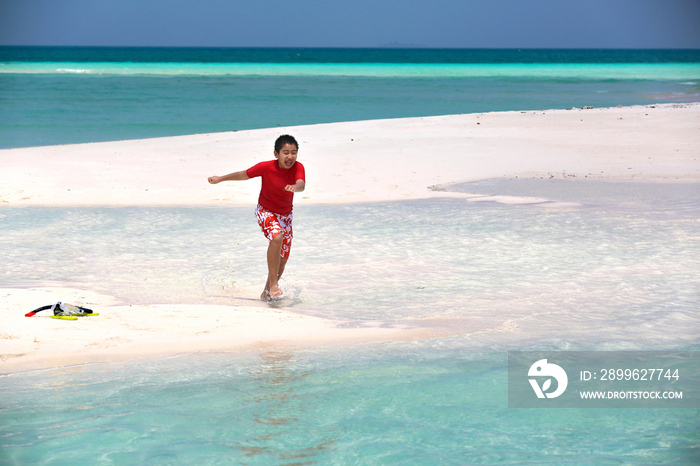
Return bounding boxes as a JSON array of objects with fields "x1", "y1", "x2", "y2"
[{"x1": 208, "y1": 135, "x2": 305, "y2": 300}]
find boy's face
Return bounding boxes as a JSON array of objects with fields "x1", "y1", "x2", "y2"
[{"x1": 274, "y1": 143, "x2": 298, "y2": 170}]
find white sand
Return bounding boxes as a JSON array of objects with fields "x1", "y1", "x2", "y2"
[
  {"x1": 2, "y1": 103, "x2": 699, "y2": 373},
  {"x1": 1, "y1": 287, "x2": 455, "y2": 374},
  {"x1": 2, "y1": 103, "x2": 698, "y2": 207}
]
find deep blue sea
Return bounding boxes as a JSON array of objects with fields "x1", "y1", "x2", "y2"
[{"x1": 1, "y1": 48, "x2": 699, "y2": 464}]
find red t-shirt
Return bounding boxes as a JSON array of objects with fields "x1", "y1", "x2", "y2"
[{"x1": 246, "y1": 160, "x2": 305, "y2": 215}]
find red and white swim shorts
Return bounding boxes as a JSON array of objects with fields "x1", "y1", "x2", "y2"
[{"x1": 255, "y1": 205, "x2": 293, "y2": 258}]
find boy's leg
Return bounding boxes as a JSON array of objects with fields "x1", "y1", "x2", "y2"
[
  {"x1": 277, "y1": 255, "x2": 289, "y2": 280},
  {"x1": 263, "y1": 233, "x2": 285, "y2": 299},
  {"x1": 262, "y1": 240, "x2": 289, "y2": 299}
]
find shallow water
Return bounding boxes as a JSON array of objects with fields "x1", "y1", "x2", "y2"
[
  {"x1": 2, "y1": 349, "x2": 699, "y2": 465},
  {"x1": 2, "y1": 180, "x2": 698, "y2": 349},
  {"x1": 1, "y1": 179, "x2": 699, "y2": 464}
]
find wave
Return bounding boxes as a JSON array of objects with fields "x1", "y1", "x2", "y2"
[{"x1": 2, "y1": 62, "x2": 700, "y2": 80}]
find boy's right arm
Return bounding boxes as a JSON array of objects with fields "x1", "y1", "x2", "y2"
[{"x1": 208, "y1": 171, "x2": 250, "y2": 184}]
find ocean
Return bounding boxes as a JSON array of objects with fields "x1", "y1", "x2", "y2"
[
  {"x1": 1, "y1": 47, "x2": 699, "y2": 149},
  {"x1": 1, "y1": 48, "x2": 699, "y2": 464}
]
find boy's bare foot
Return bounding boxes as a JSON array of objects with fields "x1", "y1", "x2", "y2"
[
  {"x1": 269, "y1": 285, "x2": 283, "y2": 298},
  {"x1": 260, "y1": 287, "x2": 283, "y2": 301}
]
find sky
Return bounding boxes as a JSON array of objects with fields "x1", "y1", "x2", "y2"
[{"x1": 1, "y1": 0, "x2": 699, "y2": 48}]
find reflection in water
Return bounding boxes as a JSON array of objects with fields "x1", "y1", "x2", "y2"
[{"x1": 233, "y1": 350, "x2": 336, "y2": 463}]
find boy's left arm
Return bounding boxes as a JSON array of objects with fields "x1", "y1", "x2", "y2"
[{"x1": 285, "y1": 180, "x2": 305, "y2": 192}]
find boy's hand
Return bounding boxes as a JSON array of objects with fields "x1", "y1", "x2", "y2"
[
  {"x1": 285, "y1": 180, "x2": 305, "y2": 193},
  {"x1": 208, "y1": 176, "x2": 220, "y2": 184}
]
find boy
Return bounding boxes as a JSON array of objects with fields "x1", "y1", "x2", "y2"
[{"x1": 208, "y1": 135, "x2": 305, "y2": 301}]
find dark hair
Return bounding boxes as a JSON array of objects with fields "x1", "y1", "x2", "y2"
[{"x1": 274, "y1": 134, "x2": 299, "y2": 153}]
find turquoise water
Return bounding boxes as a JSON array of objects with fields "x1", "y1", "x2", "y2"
[
  {"x1": 2, "y1": 350, "x2": 699, "y2": 465},
  {"x1": 1, "y1": 47, "x2": 699, "y2": 148},
  {"x1": 5, "y1": 61, "x2": 700, "y2": 79},
  {"x1": 2, "y1": 48, "x2": 700, "y2": 463}
]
